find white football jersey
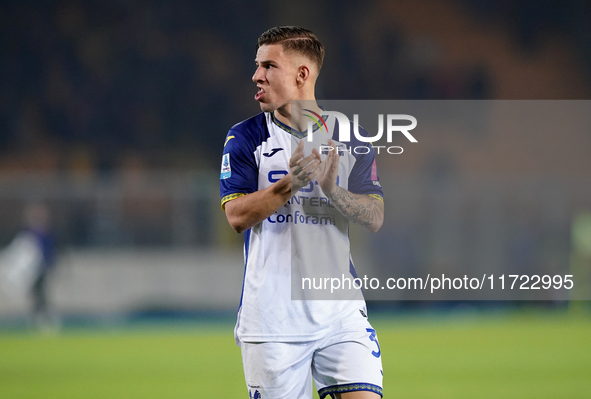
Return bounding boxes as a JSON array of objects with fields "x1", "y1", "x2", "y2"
[{"x1": 220, "y1": 112, "x2": 383, "y2": 344}]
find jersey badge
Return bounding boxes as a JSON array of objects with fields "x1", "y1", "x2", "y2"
[{"x1": 220, "y1": 153, "x2": 231, "y2": 180}]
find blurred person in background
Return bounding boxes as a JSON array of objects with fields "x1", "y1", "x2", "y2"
[{"x1": 0, "y1": 203, "x2": 58, "y2": 331}]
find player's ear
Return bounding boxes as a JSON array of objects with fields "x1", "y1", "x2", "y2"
[{"x1": 296, "y1": 65, "x2": 310, "y2": 87}]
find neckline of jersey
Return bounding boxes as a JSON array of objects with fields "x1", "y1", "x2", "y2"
[{"x1": 270, "y1": 112, "x2": 330, "y2": 139}]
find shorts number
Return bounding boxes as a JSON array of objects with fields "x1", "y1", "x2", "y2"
[{"x1": 366, "y1": 328, "x2": 381, "y2": 358}]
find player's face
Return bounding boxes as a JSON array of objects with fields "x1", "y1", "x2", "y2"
[{"x1": 252, "y1": 44, "x2": 299, "y2": 113}]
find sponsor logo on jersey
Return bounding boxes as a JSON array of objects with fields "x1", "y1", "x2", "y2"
[
  {"x1": 220, "y1": 153, "x2": 231, "y2": 180},
  {"x1": 267, "y1": 210, "x2": 336, "y2": 226},
  {"x1": 262, "y1": 148, "x2": 284, "y2": 157}
]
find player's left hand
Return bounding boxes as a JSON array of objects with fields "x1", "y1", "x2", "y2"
[{"x1": 315, "y1": 139, "x2": 339, "y2": 196}]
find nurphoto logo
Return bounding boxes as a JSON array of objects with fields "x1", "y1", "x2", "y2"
[{"x1": 303, "y1": 110, "x2": 418, "y2": 155}]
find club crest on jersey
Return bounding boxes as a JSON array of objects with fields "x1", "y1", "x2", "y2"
[{"x1": 220, "y1": 153, "x2": 231, "y2": 180}]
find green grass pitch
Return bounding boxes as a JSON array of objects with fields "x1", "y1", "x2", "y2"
[{"x1": 0, "y1": 311, "x2": 589, "y2": 398}]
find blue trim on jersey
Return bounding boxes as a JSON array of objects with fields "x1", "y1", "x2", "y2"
[
  {"x1": 222, "y1": 114, "x2": 268, "y2": 311},
  {"x1": 349, "y1": 259, "x2": 358, "y2": 279},
  {"x1": 220, "y1": 113, "x2": 271, "y2": 202},
  {"x1": 318, "y1": 382, "x2": 383, "y2": 398},
  {"x1": 238, "y1": 228, "x2": 251, "y2": 309}
]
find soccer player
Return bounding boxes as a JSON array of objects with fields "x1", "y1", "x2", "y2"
[{"x1": 220, "y1": 26, "x2": 385, "y2": 399}]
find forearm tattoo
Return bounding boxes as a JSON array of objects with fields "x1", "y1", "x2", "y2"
[{"x1": 327, "y1": 186, "x2": 382, "y2": 231}]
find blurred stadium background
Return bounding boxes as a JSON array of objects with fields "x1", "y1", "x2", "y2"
[{"x1": 0, "y1": 0, "x2": 590, "y2": 398}]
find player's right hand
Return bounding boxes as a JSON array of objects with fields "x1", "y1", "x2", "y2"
[{"x1": 289, "y1": 141, "x2": 321, "y2": 192}]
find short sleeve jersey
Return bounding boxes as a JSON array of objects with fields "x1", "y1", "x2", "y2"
[{"x1": 220, "y1": 112, "x2": 383, "y2": 344}]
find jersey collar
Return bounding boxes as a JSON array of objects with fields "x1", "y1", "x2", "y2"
[{"x1": 271, "y1": 111, "x2": 329, "y2": 139}]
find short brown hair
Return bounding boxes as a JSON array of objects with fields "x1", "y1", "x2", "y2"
[{"x1": 257, "y1": 26, "x2": 325, "y2": 71}]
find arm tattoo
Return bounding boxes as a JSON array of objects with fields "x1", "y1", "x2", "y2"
[{"x1": 327, "y1": 186, "x2": 383, "y2": 231}]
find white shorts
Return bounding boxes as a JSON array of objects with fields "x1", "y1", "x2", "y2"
[{"x1": 241, "y1": 319, "x2": 383, "y2": 399}]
